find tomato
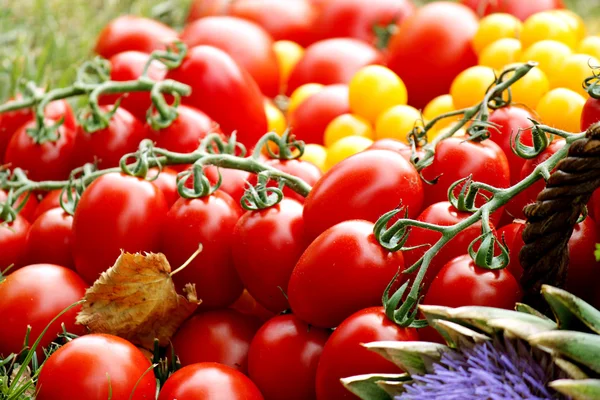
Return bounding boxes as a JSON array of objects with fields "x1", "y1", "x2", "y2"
[
  {"x1": 32, "y1": 190, "x2": 64, "y2": 221},
  {"x1": 172, "y1": 309, "x2": 261, "y2": 373},
  {"x1": 520, "y1": 40, "x2": 572, "y2": 87},
  {"x1": 303, "y1": 149, "x2": 423, "y2": 240},
  {"x1": 248, "y1": 159, "x2": 321, "y2": 203},
  {"x1": 232, "y1": 199, "x2": 306, "y2": 313},
  {"x1": 472, "y1": 13, "x2": 522, "y2": 55},
  {"x1": 286, "y1": 39, "x2": 382, "y2": 95},
  {"x1": 73, "y1": 106, "x2": 146, "y2": 169},
  {"x1": 324, "y1": 136, "x2": 373, "y2": 170},
  {"x1": 374, "y1": 105, "x2": 422, "y2": 143},
  {"x1": 287, "y1": 83, "x2": 324, "y2": 115},
  {"x1": 300, "y1": 144, "x2": 328, "y2": 171},
  {"x1": 387, "y1": 2, "x2": 478, "y2": 109},
  {"x1": 582, "y1": 97, "x2": 600, "y2": 131},
  {"x1": 161, "y1": 191, "x2": 243, "y2": 309},
  {"x1": 422, "y1": 136, "x2": 510, "y2": 208},
  {"x1": 315, "y1": 0, "x2": 415, "y2": 44},
  {"x1": 230, "y1": 290, "x2": 276, "y2": 322},
  {"x1": 229, "y1": 0, "x2": 318, "y2": 47},
  {"x1": 536, "y1": 88, "x2": 585, "y2": 133},
  {"x1": 273, "y1": 41, "x2": 305, "y2": 93},
  {"x1": 167, "y1": 46, "x2": 268, "y2": 147},
  {"x1": 520, "y1": 11, "x2": 577, "y2": 50},
  {"x1": 264, "y1": 99, "x2": 287, "y2": 135},
  {"x1": 37, "y1": 334, "x2": 156, "y2": 400},
  {"x1": 579, "y1": 35, "x2": 600, "y2": 60},
  {"x1": 24, "y1": 208, "x2": 74, "y2": 269},
  {"x1": 186, "y1": 0, "x2": 231, "y2": 21},
  {"x1": 289, "y1": 84, "x2": 350, "y2": 145},
  {"x1": 99, "y1": 51, "x2": 167, "y2": 122},
  {"x1": 324, "y1": 114, "x2": 373, "y2": 148},
  {"x1": 367, "y1": 138, "x2": 412, "y2": 162},
  {"x1": 205, "y1": 167, "x2": 251, "y2": 207},
  {"x1": 450, "y1": 66, "x2": 496, "y2": 110},
  {"x1": 479, "y1": 38, "x2": 522, "y2": 71},
  {"x1": 461, "y1": 0, "x2": 564, "y2": 21},
  {"x1": 181, "y1": 17, "x2": 280, "y2": 97},
  {"x1": 288, "y1": 220, "x2": 404, "y2": 328},
  {"x1": 315, "y1": 307, "x2": 419, "y2": 400},
  {"x1": 423, "y1": 254, "x2": 521, "y2": 309},
  {"x1": 158, "y1": 362, "x2": 264, "y2": 400},
  {"x1": 0, "y1": 264, "x2": 86, "y2": 357},
  {"x1": 95, "y1": 15, "x2": 178, "y2": 59},
  {"x1": 150, "y1": 167, "x2": 179, "y2": 207},
  {"x1": 503, "y1": 63, "x2": 550, "y2": 109},
  {"x1": 553, "y1": 53, "x2": 600, "y2": 97},
  {"x1": 0, "y1": 213, "x2": 29, "y2": 272},
  {"x1": 248, "y1": 314, "x2": 330, "y2": 400},
  {"x1": 0, "y1": 189, "x2": 39, "y2": 222},
  {"x1": 73, "y1": 173, "x2": 167, "y2": 284}
]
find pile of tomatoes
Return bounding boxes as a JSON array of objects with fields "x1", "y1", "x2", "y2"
[{"x1": 2, "y1": 0, "x2": 600, "y2": 399}]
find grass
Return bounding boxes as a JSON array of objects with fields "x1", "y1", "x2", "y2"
[{"x1": 0, "y1": 0, "x2": 599, "y2": 103}]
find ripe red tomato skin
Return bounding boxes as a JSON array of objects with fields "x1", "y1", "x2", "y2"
[
  {"x1": 367, "y1": 139, "x2": 413, "y2": 162},
  {"x1": 0, "y1": 264, "x2": 86, "y2": 357},
  {"x1": 36, "y1": 334, "x2": 156, "y2": 400},
  {"x1": 248, "y1": 314, "x2": 330, "y2": 400},
  {"x1": 315, "y1": 307, "x2": 419, "y2": 400},
  {"x1": 149, "y1": 167, "x2": 179, "y2": 207},
  {"x1": 72, "y1": 173, "x2": 168, "y2": 284},
  {"x1": 288, "y1": 220, "x2": 405, "y2": 328},
  {"x1": 423, "y1": 254, "x2": 522, "y2": 309},
  {"x1": 0, "y1": 189, "x2": 38, "y2": 222},
  {"x1": 161, "y1": 191, "x2": 244, "y2": 310},
  {"x1": 247, "y1": 159, "x2": 322, "y2": 203},
  {"x1": 581, "y1": 97, "x2": 600, "y2": 132},
  {"x1": 231, "y1": 290, "x2": 276, "y2": 322},
  {"x1": 25, "y1": 208, "x2": 74, "y2": 269},
  {"x1": 95, "y1": 15, "x2": 178, "y2": 59},
  {"x1": 158, "y1": 362, "x2": 264, "y2": 400},
  {"x1": 0, "y1": 215, "x2": 30, "y2": 272},
  {"x1": 286, "y1": 38, "x2": 382, "y2": 95},
  {"x1": 460, "y1": 0, "x2": 564, "y2": 20},
  {"x1": 288, "y1": 84, "x2": 350, "y2": 145},
  {"x1": 232, "y1": 199, "x2": 307, "y2": 313},
  {"x1": 205, "y1": 167, "x2": 251, "y2": 207},
  {"x1": 172, "y1": 309, "x2": 261, "y2": 373},
  {"x1": 387, "y1": 3, "x2": 478, "y2": 109},
  {"x1": 167, "y1": 46, "x2": 268, "y2": 147},
  {"x1": 303, "y1": 149, "x2": 424, "y2": 241}
]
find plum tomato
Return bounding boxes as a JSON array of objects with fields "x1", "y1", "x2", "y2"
[
  {"x1": 247, "y1": 159, "x2": 322, "y2": 203},
  {"x1": 0, "y1": 189, "x2": 39, "y2": 222},
  {"x1": 24, "y1": 208, "x2": 74, "y2": 269},
  {"x1": 581, "y1": 97, "x2": 600, "y2": 132},
  {"x1": 230, "y1": 290, "x2": 276, "y2": 322},
  {"x1": 149, "y1": 167, "x2": 179, "y2": 207},
  {"x1": 205, "y1": 166, "x2": 251, "y2": 207},
  {"x1": 0, "y1": 214, "x2": 30, "y2": 272}
]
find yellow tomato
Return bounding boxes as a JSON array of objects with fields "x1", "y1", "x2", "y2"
[
  {"x1": 323, "y1": 114, "x2": 373, "y2": 147},
  {"x1": 450, "y1": 66, "x2": 496, "y2": 109},
  {"x1": 301, "y1": 144, "x2": 327, "y2": 171},
  {"x1": 374, "y1": 105, "x2": 423, "y2": 143},
  {"x1": 502, "y1": 63, "x2": 549, "y2": 109},
  {"x1": 479, "y1": 38, "x2": 522, "y2": 71},
  {"x1": 548, "y1": 9, "x2": 586, "y2": 42},
  {"x1": 520, "y1": 40, "x2": 573, "y2": 86},
  {"x1": 325, "y1": 136, "x2": 373, "y2": 171},
  {"x1": 578, "y1": 36, "x2": 600, "y2": 61},
  {"x1": 520, "y1": 11, "x2": 578, "y2": 50},
  {"x1": 273, "y1": 40, "x2": 305, "y2": 93},
  {"x1": 423, "y1": 94, "x2": 457, "y2": 130},
  {"x1": 552, "y1": 53, "x2": 600, "y2": 97},
  {"x1": 287, "y1": 83, "x2": 323, "y2": 115},
  {"x1": 264, "y1": 100, "x2": 287, "y2": 135},
  {"x1": 536, "y1": 88, "x2": 586, "y2": 133},
  {"x1": 472, "y1": 13, "x2": 522, "y2": 55},
  {"x1": 348, "y1": 65, "x2": 407, "y2": 122}
]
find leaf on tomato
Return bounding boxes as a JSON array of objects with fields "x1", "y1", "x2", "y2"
[{"x1": 76, "y1": 251, "x2": 201, "y2": 349}]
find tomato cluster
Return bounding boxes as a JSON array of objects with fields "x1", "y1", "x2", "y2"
[{"x1": 2, "y1": 0, "x2": 600, "y2": 399}]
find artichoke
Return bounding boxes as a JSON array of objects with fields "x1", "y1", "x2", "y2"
[{"x1": 342, "y1": 285, "x2": 600, "y2": 400}]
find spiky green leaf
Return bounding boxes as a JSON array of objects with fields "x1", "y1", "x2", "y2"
[
  {"x1": 444, "y1": 306, "x2": 556, "y2": 334},
  {"x1": 554, "y1": 358, "x2": 590, "y2": 380},
  {"x1": 432, "y1": 320, "x2": 490, "y2": 348},
  {"x1": 542, "y1": 285, "x2": 600, "y2": 334},
  {"x1": 529, "y1": 331, "x2": 600, "y2": 373},
  {"x1": 550, "y1": 379, "x2": 600, "y2": 400},
  {"x1": 341, "y1": 373, "x2": 410, "y2": 400},
  {"x1": 363, "y1": 341, "x2": 448, "y2": 375},
  {"x1": 515, "y1": 302, "x2": 554, "y2": 321},
  {"x1": 487, "y1": 317, "x2": 556, "y2": 341}
]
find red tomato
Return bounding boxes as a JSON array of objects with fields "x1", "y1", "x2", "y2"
[
  {"x1": 167, "y1": 46, "x2": 268, "y2": 147},
  {"x1": 25, "y1": 208, "x2": 74, "y2": 269},
  {"x1": 0, "y1": 189, "x2": 39, "y2": 222},
  {"x1": 303, "y1": 149, "x2": 423, "y2": 241},
  {"x1": 232, "y1": 198, "x2": 307, "y2": 313},
  {"x1": 95, "y1": 16, "x2": 178, "y2": 59},
  {"x1": 172, "y1": 309, "x2": 261, "y2": 373},
  {"x1": 461, "y1": 0, "x2": 564, "y2": 20},
  {"x1": 581, "y1": 97, "x2": 600, "y2": 132},
  {"x1": 315, "y1": 307, "x2": 419, "y2": 400},
  {"x1": 288, "y1": 220, "x2": 404, "y2": 328},
  {"x1": 36, "y1": 334, "x2": 156, "y2": 400},
  {"x1": 367, "y1": 139, "x2": 412, "y2": 162},
  {"x1": 230, "y1": 290, "x2": 276, "y2": 321},
  {"x1": 205, "y1": 166, "x2": 251, "y2": 207},
  {"x1": 288, "y1": 84, "x2": 350, "y2": 145},
  {"x1": 387, "y1": 2, "x2": 478, "y2": 109},
  {"x1": 286, "y1": 38, "x2": 382, "y2": 95},
  {"x1": 315, "y1": 0, "x2": 415, "y2": 44},
  {"x1": 99, "y1": 51, "x2": 167, "y2": 121},
  {"x1": 181, "y1": 17, "x2": 280, "y2": 97},
  {"x1": 73, "y1": 106, "x2": 146, "y2": 169},
  {"x1": 158, "y1": 362, "x2": 264, "y2": 400},
  {"x1": 497, "y1": 221, "x2": 524, "y2": 257},
  {"x1": 230, "y1": 0, "x2": 318, "y2": 47},
  {"x1": 186, "y1": 0, "x2": 231, "y2": 21},
  {"x1": 32, "y1": 190, "x2": 64, "y2": 221},
  {"x1": 0, "y1": 264, "x2": 86, "y2": 357},
  {"x1": 72, "y1": 173, "x2": 167, "y2": 284},
  {"x1": 248, "y1": 314, "x2": 330, "y2": 400},
  {"x1": 161, "y1": 191, "x2": 244, "y2": 309},
  {"x1": 423, "y1": 254, "x2": 522, "y2": 309},
  {"x1": 247, "y1": 159, "x2": 322, "y2": 203},
  {"x1": 0, "y1": 214, "x2": 29, "y2": 271},
  {"x1": 150, "y1": 167, "x2": 179, "y2": 207}
]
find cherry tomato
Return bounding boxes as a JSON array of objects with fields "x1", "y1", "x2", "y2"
[
  {"x1": 0, "y1": 189, "x2": 39, "y2": 222},
  {"x1": 37, "y1": 334, "x2": 156, "y2": 400},
  {"x1": 461, "y1": 0, "x2": 564, "y2": 21},
  {"x1": 0, "y1": 264, "x2": 86, "y2": 357},
  {"x1": 553, "y1": 53, "x2": 600, "y2": 97},
  {"x1": 150, "y1": 167, "x2": 179, "y2": 207},
  {"x1": 503, "y1": 63, "x2": 550, "y2": 109},
  {"x1": 450, "y1": 66, "x2": 496, "y2": 110},
  {"x1": 579, "y1": 35, "x2": 600, "y2": 61},
  {"x1": 423, "y1": 94, "x2": 458, "y2": 134},
  {"x1": 248, "y1": 314, "x2": 330, "y2": 400},
  {"x1": 0, "y1": 214, "x2": 29, "y2": 272},
  {"x1": 423, "y1": 254, "x2": 522, "y2": 309},
  {"x1": 520, "y1": 11, "x2": 577, "y2": 50},
  {"x1": 387, "y1": 2, "x2": 478, "y2": 109},
  {"x1": 72, "y1": 173, "x2": 168, "y2": 284},
  {"x1": 172, "y1": 309, "x2": 261, "y2": 373},
  {"x1": 303, "y1": 149, "x2": 423, "y2": 240},
  {"x1": 264, "y1": 99, "x2": 287, "y2": 135},
  {"x1": 186, "y1": 0, "x2": 231, "y2": 21},
  {"x1": 181, "y1": 17, "x2": 280, "y2": 97},
  {"x1": 205, "y1": 166, "x2": 251, "y2": 207},
  {"x1": 230, "y1": 290, "x2": 276, "y2": 322},
  {"x1": 324, "y1": 136, "x2": 373, "y2": 170},
  {"x1": 367, "y1": 138, "x2": 412, "y2": 162},
  {"x1": 273, "y1": 41, "x2": 305, "y2": 93},
  {"x1": 472, "y1": 13, "x2": 522, "y2": 55},
  {"x1": 520, "y1": 40, "x2": 572, "y2": 87},
  {"x1": 374, "y1": 105, "x2": 422, "y2": 143},
  {"x1": 288, "y1": 220, "x2": 405, "y2": 328},
  {"x1": 287, "y1": 83, "x2": 324, "y2": 115},
  {"x1": 582, "y1": 97, "x2": 600, "y2": 131},
  {"x1": 24, "y1": 208, "x2": 74, "y2": 269},
  {"x1": 286, "y1": 39, "x2": 382, "y2": 95},
  {"x1": 536, "y1": 88, "x2": 585, "y2": 133},
  {"x1": 479, "y1": 38, "x2": 522, "y2": 71},
  {"x1": 315, "y1": 307, "x2": 419, "y2": 400},
  {"x1": 300, "y1": 144, "x2": 328, "y2": 171},
  {"x1": 161, "y1": 191, "x2": 243, "y2": 309},
  {"x1": 248, "y1": 159, "x2": 321, "y2": 203},
  {"x1": 324, "y1": 114, "x2": 373, "y2": 148},
  {"x1": 95, "y1": 16, "x2": 177, "y2": 59},
  {"x1": 167, "y1": 46, "x2": 268, "y2": 147},
  {"x1": 158, "y1": 362, "x2": 264, "y2": 400}
]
